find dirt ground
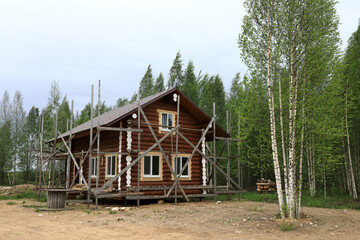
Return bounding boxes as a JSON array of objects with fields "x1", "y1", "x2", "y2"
[{"x1": 1, "y1": 197, "x2": 360, "y2": 240}]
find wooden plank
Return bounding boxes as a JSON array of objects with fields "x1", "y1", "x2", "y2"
[
  {"x1": 88, "y1": 84, "x2": 94, "y2": 208},
  {"x1": 166, "y1": 117, "x2": 214, "y2": 198},
  {"x1": 177, "y1": 131, "x2": 242, "y2": 190},
  {"x1": 66, "y1": 100, "x2": 74, "y2": 190},
  {"x1": 138, "y1": 105, "x2": 189, "y2": 202},
  {"x1": 98, "y1": 126, "x2": 143, "y2": 133},
  {"x1": 97, "y1": 192, "x2": 144, "y2": 199},
  {"x1": 126, "y1": 193, "x2": 217, "y2": 200},
  {"x1": 94, "y1": 125, "x2": 179, "y2": 195},
  {"x1": 59, "y1": 131, "x2": 89, "y2": 190}
]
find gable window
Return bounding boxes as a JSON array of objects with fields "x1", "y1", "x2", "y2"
[
  {"x1": 157, "y1": 109, "x2": 177, "y2": 134},
  {"x1": 106, "y1": 155, "x2": 117, "y2": 178},
  {"x1": 161, "y1": 112, "x2": 173, "y2": 131},
  {"x1": 175, "y1": 156, "x2": 189, "y2": 178},
  {"x1": 141, "y1": 152, "x2": 163, "y2": 181},
  {"x1": 90, "y1": 157, "x2": 98, "y2": 178}
]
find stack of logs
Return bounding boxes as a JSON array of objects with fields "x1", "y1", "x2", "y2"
[{"x1": 256, "y1": 178, "x2": 276, "y2": 193}]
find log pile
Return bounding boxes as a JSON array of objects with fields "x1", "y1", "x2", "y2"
[{"x1": 256, "y1": 178, "x2": 276, "y2": 193}]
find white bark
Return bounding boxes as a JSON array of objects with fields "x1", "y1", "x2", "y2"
[
  {"x1": 266, "y1": 6, "x2": 284, "y2": 218},
  {"x1": 345, "y1": 88, "x2": 358, "y2": 199}
]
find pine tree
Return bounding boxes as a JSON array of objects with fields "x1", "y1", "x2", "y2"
[
  {"x1": 139, "y1": 64, "x2": 154, "y2": 98},
  {"x1": 167, "y1": 51, "x2": 183, "y2": 88}
]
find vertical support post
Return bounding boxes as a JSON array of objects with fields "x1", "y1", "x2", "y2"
[
  {"x1": 213, "y1": 102, "x2": 217, "y2": 201},
  {"x1": 87, "y1": 84, "x2": 94, "y2": 208},
  {"x1": 118, "y1": 121, "x2": 122, "y2": 191},
  {"x1": 96, "y1": 80, "x2": 101, "y2": 209},
  {"x1": 238, "y1": 117, "x2": 241, "y2": 201},
  {"x1": 175, "y1": 95, "x2": 180, "y2": 204},
  {"x1": 226, "y1": 111, "x2": 231, "y2": 200},
  {"x1": 50, "y1": 109, "x2": 58, "y2": 188},
  {"x1": 137, "y1": 97, "x2": 141, "y2": 206},
  {"x1": 66, "y1": 100, "x2": 74, "y2": 190},
  {"x1": 38, "y1": 113, "x2": 44, "y2": 200}
]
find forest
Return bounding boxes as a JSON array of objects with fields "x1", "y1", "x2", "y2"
[{"x1": 0, "y1": 0, "x2": 359, "y2": 219}]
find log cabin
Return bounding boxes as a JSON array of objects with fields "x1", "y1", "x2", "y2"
[{"x1": 49, "y1": 87, "x2": 243, "y2": 205}]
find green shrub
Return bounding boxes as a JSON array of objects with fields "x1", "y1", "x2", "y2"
[{"x1": 279, "y1": 221, "x2": 294, "y2": 231}]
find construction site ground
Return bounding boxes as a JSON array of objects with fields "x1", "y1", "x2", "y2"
[{"x1": 1, "y1": 188, "x2": 360, "y2": 240}]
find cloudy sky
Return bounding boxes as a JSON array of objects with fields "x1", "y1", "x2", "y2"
[{"x1": 0, "y1": 0, "x2": 359, "y2": 113}]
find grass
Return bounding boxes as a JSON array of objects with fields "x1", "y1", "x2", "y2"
[
  {"x1": 0, "y1": 191, "x2": 46, "y2": 202},
  {"x1": 213, "y1": 191, "x2": 360, "y2": 210},
  {"x1": 6, "y1": 201, "x2": 16, "y2": 205},
  {"x1": 109, "y1": 210, "x2": 117, "y2": 214},
  {"x1": 279, "y1": 221, "x2": 294, "y2": 231}
]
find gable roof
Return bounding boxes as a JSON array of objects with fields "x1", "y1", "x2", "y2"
[{"x1": 53, "y1": 87, "x2": 229, "y2": 142}]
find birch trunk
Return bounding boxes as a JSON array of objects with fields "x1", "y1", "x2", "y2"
[
  {"x1": 345, "y1": 87, "x2": 358, "y2": 199},
  {"x1": 266, "y1": 6, "x2": 284, "y2": 218},
  {"x1": 287, "y1": 44, "x2": 298, "y2": 218},
  {"x1": 343, "y1": 139, "x2": 353, "y2": 196},
  {"x1": 278, "y1": 64, "x2": 289, "y2": 206},
  {"x1": 296, "y1": 76, "x2": 306, "y2": 219}
]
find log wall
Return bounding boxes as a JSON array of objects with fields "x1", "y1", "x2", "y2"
[{"x1": 70, "y1": 95, "x2": 204, "y2": 195}]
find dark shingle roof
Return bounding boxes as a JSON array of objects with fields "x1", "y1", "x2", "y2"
[
  {"x1": 58, "y1": 88, "x2": 175, "y2": 139},
  {"x1": 52, "y1": 87, "x2": 230, "y2": 142}
]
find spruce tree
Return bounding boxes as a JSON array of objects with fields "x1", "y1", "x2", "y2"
[
  {"x1": 167, "y1": 51, "x2": 183, "y2": 88},
  {"x1": 139, "y1": 64, "x2": 154, "y2": 98},
  {"x1": 154, "y1": 73, "x2": 165, "y2": 93},
  {"x1": 181, "y1": 61, "x2": 199, "y2": 105}
]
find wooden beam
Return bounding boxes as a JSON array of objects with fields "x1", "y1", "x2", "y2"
[
  {"x1": 177, "y1": 130, "x2": 242, "y2": 190},
  {"x1": 88, "y1": 84, "x2": 94, "y2": 208},
  {"x1": 69, "y1": 131, "x2": 99, "y2": 189},
  {"x1": 138, "y1": 105, "x2": 189, "y2": 202},
  {"x1": 58, "y1": 132, "x2": 89, "y2": 190},
  {"x1": 94, "y1": 125, "x2": 179, "y2": 195},
  {"x1": 66, "y1": 100, "x2": 74, "y2": 190},
  {"x1": 98, "y1": 126, "x2": 143, "y2": 133},
  {"x1": 166, "y1": 117, "x2": 214, "y2": 198}
]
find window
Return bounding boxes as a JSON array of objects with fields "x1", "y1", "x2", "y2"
[
  {"x1": 143, "y1": 155, "x2": 160, "y2": 177},
  {"x1": 141, "y1": 152, "x2": 163, "y2": 181},
  {"x1": 174, "y1": 156, "x2": 189, "y2": 178},
  {"x1": 161, "y1": 112, "x2": 173, "y2": 131},
  {"x1": 90, "y1": 157, "x2": 98, "y2": 178},
  {"x1": 106, "y1": 155, "x2": 116, "y2": 178},
  {"x1": 157, "y1": 109, "x2": 176, "y2": 134}
]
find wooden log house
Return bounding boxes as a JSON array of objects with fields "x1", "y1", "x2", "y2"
[{"x1": 42, "y1": 85, "x2": 244, "y2": 207}]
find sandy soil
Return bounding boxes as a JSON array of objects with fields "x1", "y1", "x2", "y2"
[{"x1": 1, "y1": 198, "x2": 360, "y2": 240}]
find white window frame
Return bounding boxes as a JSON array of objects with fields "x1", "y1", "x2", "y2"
[
  {"x1": 161, "y1": 112, "x2": 173, "y2": 131},
  {"x1": 143, "y1": 155, "x2": 161, "y2": 178},
  {"x1": 106, "y1": 155, "x2": 116, "y2": 178},
  {"x1": 90, "y1": 157, "x2": 98, "y2": 178},
  {"x1": 174, "y1": 156, "x2": 189, "y2": 178}
]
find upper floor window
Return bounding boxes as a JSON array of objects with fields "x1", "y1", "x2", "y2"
[
  {"x1": 157, "y1": 109, "x2": 176, "y2": 134},
  {"x1": 161, "y1": 112, "x2": 173, "y2": 131}
]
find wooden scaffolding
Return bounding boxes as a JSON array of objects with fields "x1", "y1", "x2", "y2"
[{"x1": 35, "y1": 81, "x2": 245, "y2": 209}]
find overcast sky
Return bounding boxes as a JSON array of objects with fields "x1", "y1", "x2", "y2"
[{"x1": 0, "y1": 0, "x2": 359, "y2": 113}]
